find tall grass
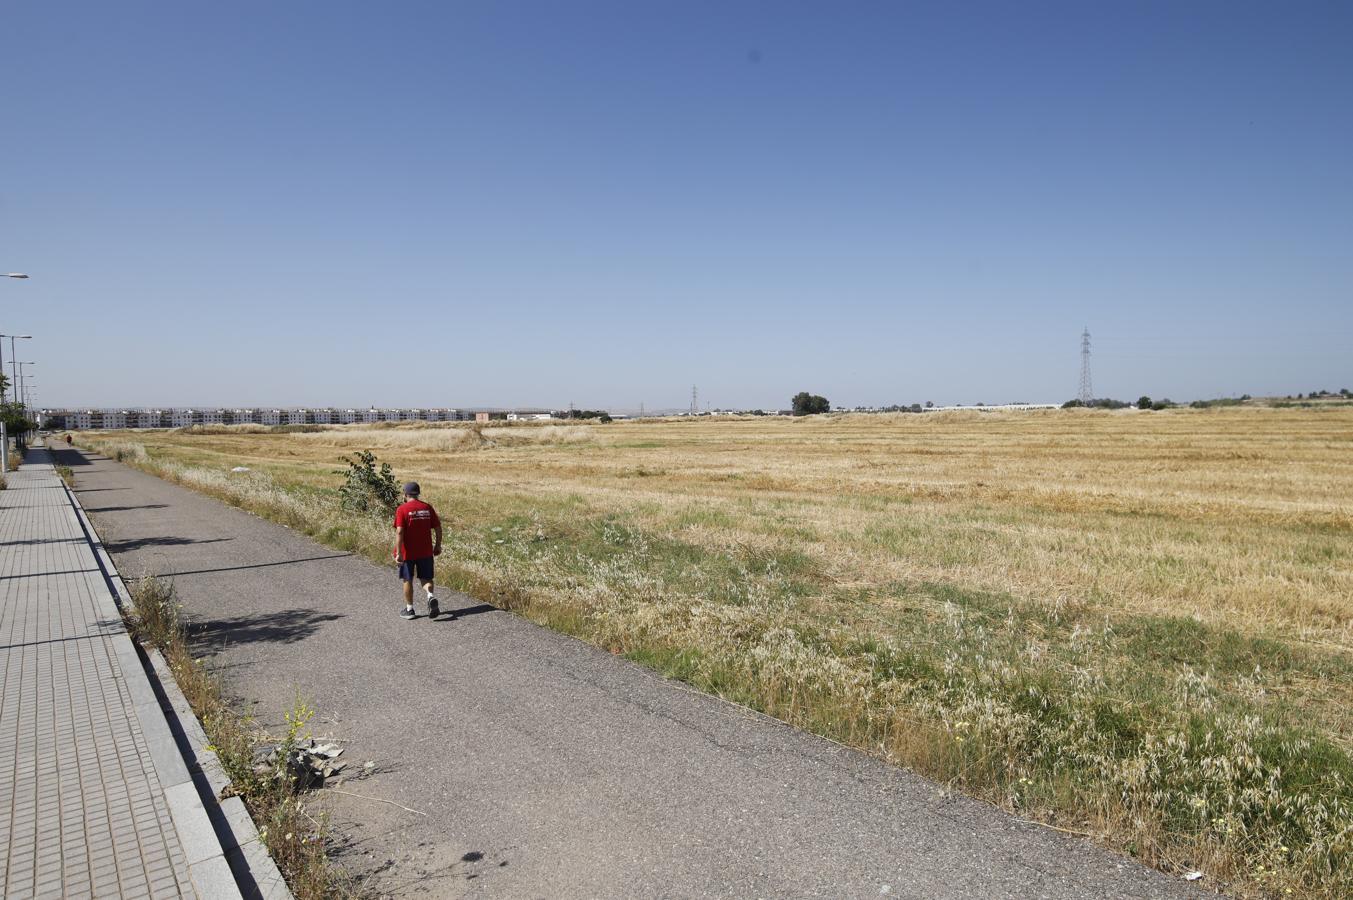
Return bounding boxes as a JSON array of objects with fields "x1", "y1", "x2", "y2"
[
  {"x1": 126, "y1": 576, "x2": 350, "y2": 899},
  {"x1": 293, "y1": 423, "x2": 593, "y2": 451},
  {"x1": 176, "y1": 423, "x2": 274, "y2": 435},
  {"x1": 76, "y1": 408, "x2": 1353, "y2": 897}
]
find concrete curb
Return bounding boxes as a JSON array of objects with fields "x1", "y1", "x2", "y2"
[{"x1": 59, "y1": 463, "x2": 292, "y2": 900}]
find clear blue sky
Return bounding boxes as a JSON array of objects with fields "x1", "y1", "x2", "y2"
[{"x1": 3, "y1": 1, "x2": 1349, "y2": 410}]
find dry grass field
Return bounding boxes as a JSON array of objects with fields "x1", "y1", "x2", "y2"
[{"x1": 77, "y1": 406, "x2": 1353, "y2": 897}]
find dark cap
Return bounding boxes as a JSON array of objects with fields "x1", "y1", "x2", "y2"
[{"x1": 402, "y1": 482, "x2": 420, "y2": 496}]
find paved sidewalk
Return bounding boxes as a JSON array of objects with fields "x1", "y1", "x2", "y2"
[{"x1": 0, "y1": 447, "x2": 237, "y2": 898}]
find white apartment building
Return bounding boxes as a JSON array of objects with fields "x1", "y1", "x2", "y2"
[{"x1": 41, "y1": 403, "x2": 478, "y2": 429}]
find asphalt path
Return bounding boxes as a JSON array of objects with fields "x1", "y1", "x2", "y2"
[{"x1": 53, "y1": 444, "x2": 1197, "y2": 899}]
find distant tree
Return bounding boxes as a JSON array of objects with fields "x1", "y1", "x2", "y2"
[
  {"x1": 1, "y1": 402, "x2": 34, "y2": 438},
  {"x1": 1138, "y1": 396, "x2": 1153, "y2": 409},
  {"x1": 566, "y1": 409, "x2": 611, "y2": 421},
  {"x1": 925, "y1": 401, "x2": 934, "y2": 409},
  {"x1": 1152, "y1": 399, "x2": 1173, "y2": 410},
  {"x1": 791, "y1": 392, "x2": 831, "y2": 416},
  {"x1": 1062, "y1": 399, "x2": 1084, "y2": 408}
]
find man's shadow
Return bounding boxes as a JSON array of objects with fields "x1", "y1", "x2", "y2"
[{"x1": 436, "y1": 603, "x2": 497, "y2": 622}]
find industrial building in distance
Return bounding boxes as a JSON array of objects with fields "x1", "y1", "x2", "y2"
[{"x1": 37, "y1": 407, "x2": 560, "y2": 430}]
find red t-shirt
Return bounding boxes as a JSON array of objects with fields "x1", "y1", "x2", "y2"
[{"x1": 394, "y1": 499, "x2": 440, "y2": 560}]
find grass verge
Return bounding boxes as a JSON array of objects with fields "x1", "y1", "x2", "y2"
[{"x1": 126, "y1": 575, "x2": 351, "y2": 899}]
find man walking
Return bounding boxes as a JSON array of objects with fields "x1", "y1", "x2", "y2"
[{"x1": 393, "y1": 482, "x2": 444, "y2": 620}]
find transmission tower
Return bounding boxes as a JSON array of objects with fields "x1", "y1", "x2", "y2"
[
  {"x1": 690, "y1": 385, "x2": 698, "y2": 415},
  {"x1": 1078, "y1": 328, "x2": 1093, "y2": 405}
]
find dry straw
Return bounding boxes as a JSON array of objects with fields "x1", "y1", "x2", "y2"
[{"x1": 77, "y1": 407, "x2": 1353, "y2": 897}]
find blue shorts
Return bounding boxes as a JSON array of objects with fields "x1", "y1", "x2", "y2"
[{"x1": 398, "y1": 557, "x2": 435, "y2": 582}]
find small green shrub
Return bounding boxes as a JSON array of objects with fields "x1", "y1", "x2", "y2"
[{"x1": 336, "y1": 450, "x2": 400, "y2": 517}]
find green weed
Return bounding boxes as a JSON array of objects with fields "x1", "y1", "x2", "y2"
[{"x1": 126, "y1": 577, "x2": 352, "y2": 899}]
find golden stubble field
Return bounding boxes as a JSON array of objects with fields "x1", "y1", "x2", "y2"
[
  {"x1": 124, "y1": 407, "x2": 1353, "y2": 640},
  {"x1": 81, "y1": 406, "x2": 1353, "y2": 896}
]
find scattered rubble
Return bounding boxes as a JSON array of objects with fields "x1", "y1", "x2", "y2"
[{"x1": 254, "y1": 739, "x2": 347, "y2": 789}]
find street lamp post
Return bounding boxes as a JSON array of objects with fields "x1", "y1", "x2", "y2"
[
  {"x1": 1, "y1": 334, "x2": 33, "y2": 404},
  {"x1": 18, "y1": 363, "x2": 36, "y2": 415},
  {"x1": 1, "y1": 276, "x2": 30, "y2": 461},
  {"x1": 1, "y1": 272, "x2": 31, "y2": 401}
]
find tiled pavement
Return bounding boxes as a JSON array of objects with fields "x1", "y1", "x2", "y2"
[{"x1": 1, "y1": 448, "x2": 237, "y2": 898}]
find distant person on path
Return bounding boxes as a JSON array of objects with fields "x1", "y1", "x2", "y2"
[{"x1": 393, "y1": 481, "x2": 443, "y2": 620}]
